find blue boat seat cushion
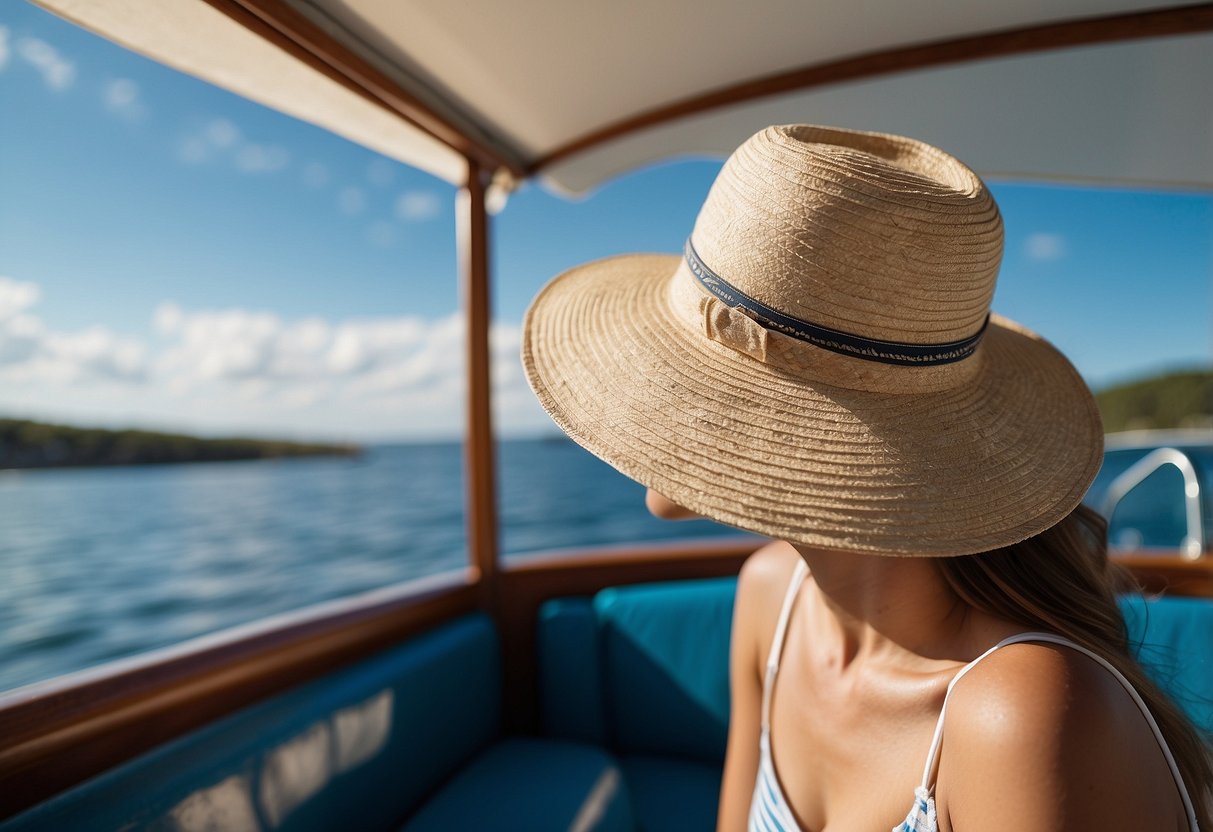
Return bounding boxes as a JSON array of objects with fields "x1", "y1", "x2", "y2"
[
  {"x1": 538, "y1": 577, "x2": 736, "y2": 764},
  {"x1": 1120, "y1": 594, "x2": 1213, "y2": 733},
  {"x1": 400, "y1": 737, "x2": 633, "y2": 832},
  {"x1": 1, "y1": 613, "x2": 502, "y2": 832},
  {"x1": 618, "y1": 754, "x2": 723, "y2": 832},
  {"x1": 537, "y1": 597, "x2": 608, "y2": 746},
  {"x1": 596, "y1": 579, "x2": 736, "y2": 762}
]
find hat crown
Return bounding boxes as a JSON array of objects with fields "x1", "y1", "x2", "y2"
[{"x1": 690, "y1": 125, "x2": 1003, "y2": 345}]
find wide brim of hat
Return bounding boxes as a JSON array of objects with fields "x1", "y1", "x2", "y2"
[{"x1": 522, "y1": 253, "x2": 1104, "y2": 557}]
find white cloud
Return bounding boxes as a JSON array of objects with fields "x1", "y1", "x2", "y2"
[
  {"x1": 337, "y1": 187, "x2": 367, "y2": 216},
  {"x1": 178, "y1": 137, "x2": 211, "y2": 165},
  {"x1": 179, "y1": 119, "x2": 238, "y2": 165},
  {"x1": 302, "y1": 162, "x2": 330, "y2": 188},
  {"x1": 155, "y1": 304, "x2": 433, "y2": 390},
  {"x1": 178, "y1": 118, "x2": 288, "y2": 174},
  {"x1": 1025, "y1": 232, "x2": 1066, "y2": 262},
  {"x1": 366, "y1": 159, "x2": 395, "y2": 187},
  {"x1": 43, "y1": 326, "x2": 146, "y2": 382},
  {"x1": 153, "y1": 301, "x2": 184, "y2": 335},
  {"x1": 0, "y1": 276, "x2": 40, "y2": 320},
  {"x1": 143, "y1": 305, "x2": 543, "y2": 436},
  {"x1": 16, "y1": 37, "x2": 74, "y2": 90},
  {"x1": 207, "y1": 118, "x2": 240, "y2": 147},
  {"x1": 365, "y1": 221, "x2": 396, "y2": 248},
  {"x1": 0, "y1": 311, "x2": 43, "y2": 367},
  {"x1": 235, "y1": 143, "x2": 290, "y2": 173},
  {"x1": 103, "y1": 78, "x2": 145, "y2": 121},
  {"x1": 0, "y1": 277, "x2": 548, "y2": 440},
  {"x1": 0, "y1": 277, "x2": 146, "y2": 383},
  {"x1": 0, "y1": 26, "x2": 11, "y2": 72},
  {"x1": 394, "y1": 191, "x2": 441, "y2": 222},
  {"x1": 0, "y1": 279, "x2": 45, "y2": 367}
]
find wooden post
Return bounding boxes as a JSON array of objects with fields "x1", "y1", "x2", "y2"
[{"x1": 458, "y1": 158, "x2": 500, "y2": 613}]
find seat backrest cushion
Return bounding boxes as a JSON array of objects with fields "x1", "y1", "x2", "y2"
[
  {"x1": 2, "y1": 613, "x2": 501, "y2": 832},
  {"x1": 594, "y1": 577, "x2": 736, "y2": 763},
  {"x1": 537, "y1": 597, "x2": 609, "y2": 745},
  {"x1": 1120, "y1": 594, "x2": 1213, "y2": 734}
]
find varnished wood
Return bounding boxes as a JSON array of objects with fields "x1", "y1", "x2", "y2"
[
  {"x1": 201, "y1": 0, "x2": 525, "y2": 179},
  {"x1": 496, "y1": 538, "x2": 761, "y2": 732},
  {"x1": 1114, "y1": 551, "x2": 1213, "y2": 597},
  {"x1": 0, "y1": 569, "x2": 479, "y2": 821},
  {"x1": 532, "y1": 3, "x2": 1213, "y2": 172},
  {"x1": 461, "y1": 159, "x2": 501, "y2": 613}
]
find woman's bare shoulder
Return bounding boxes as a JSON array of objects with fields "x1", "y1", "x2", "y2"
[
  {"x1": 733, "y1": 543, "x2": 803, "y2": 664},
  {"x1": 739, "y1": 540, "x2": 802, "y2": 591},
  {"x1": 938, "y1": 641, "x2": 1184, "y2": 830},
  {"x1": 736, "y1": 541, "x2": 803, "y2": 617}
]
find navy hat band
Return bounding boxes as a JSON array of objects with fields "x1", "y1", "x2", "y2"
[{"x1": 684, "y1": 239, "x2": 987, "y2": 367}]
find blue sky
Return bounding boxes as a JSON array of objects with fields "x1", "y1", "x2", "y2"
[{"x1": 1, "y1": 2, "x2": 1210, "y2": 441}]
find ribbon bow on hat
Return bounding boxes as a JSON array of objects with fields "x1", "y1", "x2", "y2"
[{"x1": 700, "y1": 295, "x2": 770, "y2": 362}]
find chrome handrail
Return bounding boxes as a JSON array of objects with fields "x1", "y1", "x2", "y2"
[{"x1": 1101, "y1": 447, "x2": 1204, "y2": 560}]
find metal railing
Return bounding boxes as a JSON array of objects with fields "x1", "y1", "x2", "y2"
[{"x1": 1101, "y1": 447, "x2": 1205, "y2": 560}]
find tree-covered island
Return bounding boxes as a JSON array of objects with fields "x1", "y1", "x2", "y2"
[
  {"x1": 0, "y1": 419, "x2": 360, "y2": 469},
  {"x1": 1095, "y1": 369, "x2": 1213, "y2": 433}
]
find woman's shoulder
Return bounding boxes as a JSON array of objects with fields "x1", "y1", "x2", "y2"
[
  {"x1": 736, "y1": 540, "x2": 803, "y2": 622},
  {"x1": 738, "y1": 540, "x2": 802, "y2": 593},
  {"x1": 732, "y1": 541, "x2": 804, "y2": 667},
  {"x1": 944, "y1": 638, "x2": 1127, "y2": 749},
  {"x1": 937, "y1": 638, "x2": 1185, "y2": 829}
]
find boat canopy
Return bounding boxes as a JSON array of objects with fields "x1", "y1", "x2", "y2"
[{"x1": 31, "y1": 0, "x2": 1213, "y2": 193}]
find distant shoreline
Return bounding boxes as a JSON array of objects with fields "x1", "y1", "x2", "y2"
[
  {"x1": 1094, "y1": 369, "x2": 1212, "y2": 433},
  {"x1": 0, "y1": 418, "x2": 359, "y2": 470}
]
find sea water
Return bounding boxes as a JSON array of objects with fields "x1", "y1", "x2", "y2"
[
  {"x1": 3, "y1": 438, "x2": 1207, "y2": 692},
  {"x1": 0, "y1": 439, "x2": 745, "y2": 691}
]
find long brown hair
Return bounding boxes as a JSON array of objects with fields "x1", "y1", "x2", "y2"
[{"x1": 937, "y1": 503, "x2": 1211, "y2": 828}]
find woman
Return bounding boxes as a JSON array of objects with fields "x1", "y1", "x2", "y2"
[{"x1": 522, "y1": 124, "x2": 1210, "y2": 830}]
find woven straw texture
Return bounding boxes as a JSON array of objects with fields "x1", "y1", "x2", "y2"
[{"x1": 522, "y1": 125, "x2": 1103, "y2": 556}]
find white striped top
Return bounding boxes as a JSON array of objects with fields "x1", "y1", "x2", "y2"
[{"x1": 746, "y1": 559, "x2": 1198, "y2": 832}]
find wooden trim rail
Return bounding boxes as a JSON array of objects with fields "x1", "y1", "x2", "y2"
[
  {"x1": 532, "y1": 2, "x2": 1213, "y2": 172},
  {"x1": 461, "y1": 159, "x2": 501, "y2": 612},
  {"x1": 0, "y1": 568, "x2": 480, "y2": 821},
  {"x1": 1116, "y1": 550, "x2": 1213, "y2": 597}
]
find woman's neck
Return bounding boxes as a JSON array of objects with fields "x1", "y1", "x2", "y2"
[{"x1": 794, "y1": 544, "x2": 984, "y2": 669}]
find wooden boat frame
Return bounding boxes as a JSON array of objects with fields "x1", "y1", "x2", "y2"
[{"x1": 2, "y1": 1, "x2": 1212, "y2": 819}]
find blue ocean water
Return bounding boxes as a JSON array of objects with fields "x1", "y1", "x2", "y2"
[
  {"x1": 0, "y1": 439, "x2": 745, "y2": 692},
  {"x1": 3, "y1": 437, "x2": 1207, "y2": 693}
]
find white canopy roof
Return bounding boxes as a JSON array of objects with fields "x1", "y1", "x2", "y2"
[{"x1": 33, "y1": 0, "x2": 1213, "y2": 193}]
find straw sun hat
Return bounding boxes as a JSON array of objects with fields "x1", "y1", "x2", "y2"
[{"x1": 522, "y1": 124, "x2": 1103, "y2": 556}]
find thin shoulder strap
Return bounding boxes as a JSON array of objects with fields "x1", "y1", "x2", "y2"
[
  {"x1": 917, "y1": 631, "x2": 1198, "y2": 832},
  {"x1": 761, "y1": 558, "x2": 809, "y2": 731}
]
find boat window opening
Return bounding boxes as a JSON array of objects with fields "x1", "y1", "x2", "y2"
[{"x1": 0, "y1": 1, "x2": 473, "y2": 694}]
